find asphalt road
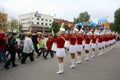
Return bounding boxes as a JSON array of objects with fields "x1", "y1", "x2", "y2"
[{"x1": 0, "y1": 41, "x2": 120, "y2": 80}]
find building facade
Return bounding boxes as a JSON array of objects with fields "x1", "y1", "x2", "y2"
[
  {"x1": 0, "y1": 13, "x2": 8, "y2": 31},
  {"x1": 54, "y1": 18, "x2": 73, "y2": 28},
  {"x1": 19, "y1": 11, "x2": 54, "y2": 32}
]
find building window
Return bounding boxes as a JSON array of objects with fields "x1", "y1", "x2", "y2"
[
  {"x1": 37, "y1": 22, "x2": 39, "y2": 24},
  {"x1": 49, "y1": 20, "x2": 52, "y2": 22},
  {"x1": 46, "y1": 19, "x2": 48, "y2": 21},
  {"x1": 45, "y1": 23, "x2": 47, "y2": 25},
  {"x1": 49, "y1": 24, "x2": 51, "y2": 26},
  {"x1": 41, "y1": 18, "x2": 44, "y2": 21},
  {"x1": 37, "y1": 18, "x2": 39, "y2": 20},
  {"x1": 41, "y1": 23, "x2": 44, "y2": 25}
]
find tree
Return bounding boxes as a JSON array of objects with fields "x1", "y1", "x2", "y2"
[
  {"x1": 51, "y1": 21, "x2": 60, "y2": 34},
  {"x1": 74, "y1": 12, "x2": 90, "y2": 24},
  {"x1": 113, "y1": 8, "x2": 120, "y2": 33},
  {"x1": 110, "y1": 23, "x2": 115, "y2": 31},
  {"x1": 18, "y1": 24, "x2": 23, "y2": 32},
  {"x1": 10, "y1": 18, "x2": 18, "y2": 31},
  {"x1": 114, "y1": 8, "x2": 120, "y2": 25}
]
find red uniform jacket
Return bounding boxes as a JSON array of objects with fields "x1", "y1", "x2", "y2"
[
  {"x1": 69, "y1": 36, "x2": 76, "y2": 45},
  {"x1": 85, "y1": 36, "x2": 91, "y2": 44},
  {"x1": 56, "y1": 37, "x2": 65, "y2": 48},
  {"x1": 76, "y1": 36, "x2": 83, "y2": 45},
  {"x1": 102, "y1": 35, "x2": 106, "y2": 42},
  {"x1": 64, "y1": 34, "x2": 69, "y2": 40},
  {"x1": 46, "y1": 39, "x2": 53, "y2": 50},
  {"x1": 92, "y1": 37, "x2": 97, "y2": 43},
  {"x1": 98, "y1": 35, "x2": 102, "y2": 43}
]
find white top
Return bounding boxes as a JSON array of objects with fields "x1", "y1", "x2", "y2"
[{"x1": 23, "y1": 37, "x2": 34, "y2": 54}]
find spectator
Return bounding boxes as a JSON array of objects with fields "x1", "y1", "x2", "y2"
[
  {"x1": 39, "y1": 37, "x2": 46, "y2": 58},
  {"x1": 21, "y1": 33, "x2": 34, "y2": 64},
  {"x1": 4, "y1": 32, "x2": 18, "y2": 68},
  {"x1": 0, "y1": 30, "x2": 9, "y2": 69},
  {"x1": 32, "y1": 31, "x2": 40, "y2": 56},
  {"x1": 44, "y1": 35, "x2": 54, "y2": 59}
]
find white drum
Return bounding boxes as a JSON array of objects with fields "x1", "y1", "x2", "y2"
[
  {"x1": 51, "y1": 42, "x2": 57, "y2": 51},
  {"x1": 64, "y1": 40, "x2": 70, "y2": 48}
]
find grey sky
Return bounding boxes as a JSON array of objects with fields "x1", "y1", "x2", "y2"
[{"x1": 0, "y1": 0, "x2": 120, "y2": 22}]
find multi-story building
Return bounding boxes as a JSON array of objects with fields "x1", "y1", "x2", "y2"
[
  {"x1": 0, "y1": 12, "x2": 8, "y2": 31},
  {"x1": 54, "y1": 18, "x2": 73, "y2": 28},
  {"x1": 19, "y1": 11, "x2": 54, "y2": 32}
]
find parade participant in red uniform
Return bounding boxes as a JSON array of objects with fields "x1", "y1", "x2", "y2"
[
  {"x1": 69, "y1": 25, "x2": 79, "y2": 68},
  {"x1": 91, "y1": 33, "x2": 97, "y2": 58},
  {"x1": 84, "y1": 32, "x2": 91, "y2": 61},
  {"x1": 106, "y1": 32, "x2": 111, "y2": 52},
  {"x1": 112, "y1": 32, "x2": 117, "y2": 48},
  {"x1": 55, "y1": 31, "x2": 65, "y2": 74},
  {"x1": 64, "y1": 32, "x2": 70, "y2": 49},
  {"x1": 97, "y1": 33, "x2": 103, "y2": 56},
  {"x1": 104, "y1": 32, "x2": 109, "y2": 53},
  {"x1": 109, "y1": 33, "x2": 113, "y2": 50},
  {"x1": 76, "y1": 30, "x2": 84, "y2": 64},
  {"x1": 69, "y1": 30, "x2": 77, "y2": 68},
  {"x1": 102, "y1": 32, "x2": 107, "y2": 54}
]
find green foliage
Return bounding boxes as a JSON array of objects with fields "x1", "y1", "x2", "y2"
[
  {"x1": 74, "y1": 12, "x2": 90, "y2": 24},
  {"x1": 112, "y1": 8, "x2": 120, "y2": 33},
  {"x1": 110, "y1": 23, "x2": 115, "y2": 31},
  {"x1": 18, "y1": 24, "x2": 23, "y2": 32},
  {"x1": 114, "y1": 8, "x2": 120, "y2": 25},
  {"x1": 51, "y1": 21, "x2": 60, "y2": 34},
  {"x1": 10, "y1": 18, "x2": 18, "y2": 31}
]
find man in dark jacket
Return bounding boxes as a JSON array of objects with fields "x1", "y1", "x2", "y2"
[
  {"x1": 4, "y1": 32, "x2": 18, "y2": 68},
  {"x1": 32, "y1": 31, "x2": 40, "y2": 56}
]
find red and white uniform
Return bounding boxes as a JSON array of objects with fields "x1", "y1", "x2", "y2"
[
  {"x1": 91, "y1": 35, "x2": 97, "y2": 49},
  {"x1": 56, "y1": 36, "x2": 66, "y2": 57},
  {"x1": 84, "y1": 35, "x2": 91, "y2": 50},
  {"x1": 64, "y1": 34, "x2": 70, "y2": 48},
  {"x1": 113, "y1": 35, "x2": 116, "y2": 43},
  {"x1": 102, "y1": 35, "x2": 106, "y2": 47},
  {"x1": 107, "y1": 35, "x2": 111, "y2": 45},
  {"x1": 97, "y1": 35, "x2": 103, "y2": 48},
  {"x1": 69, "y1": 35, "x2": 77, "y2": 53},
  {"x1": 76, "y1": 35, "x2": 84, "y2": 51}
]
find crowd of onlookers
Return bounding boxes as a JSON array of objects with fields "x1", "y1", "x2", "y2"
[{"x1": 0, "y1": 30, "x2": 55, "y2": 69}]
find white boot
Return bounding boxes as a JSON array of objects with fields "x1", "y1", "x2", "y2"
[
  {"x1": 98, "y1": 50, "x2": 102, "y2": 56},
  {"x1": 91, "y1": 51, "x2": 95, "y2": 58},
  {"x1": 107, "y1": 47, "x2": 110, "y2": 52},
  {"x1": 76, "y1": 56, "x2": 82, "y2": 64},
  {"x1": 70, "y1": 59, "x2": 76, "y2": 68},
  {"x1": 57, "y1": 63, "x2": 62, "y2": 74},
  {"x1": 104, "y1": 48, "x2": 108, "y2": 53},
  {"x1": 84, "y1": 54, "x2": 89, "y2": 61},
  {"x1": 102, "y1": 49, "x2": 105, "y2": 54},
  {"x1": 61, "y1": 63, "x2": 64, "y2": 73}
]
